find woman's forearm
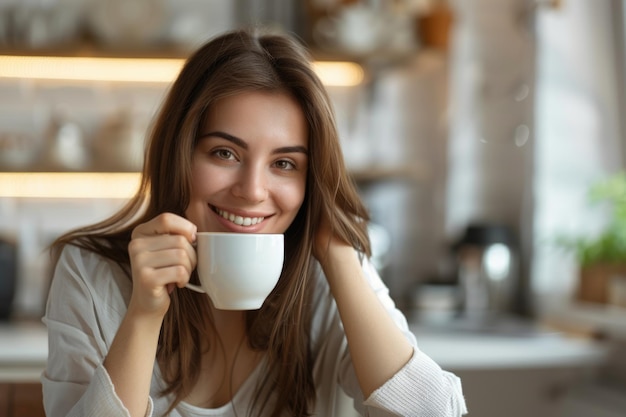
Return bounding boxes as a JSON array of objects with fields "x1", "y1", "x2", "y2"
[
  {"x1": 321, "y1": 245, "x2": 413, "y2": 398},
  {"x1": 103, "y1": 307, "x2": 163, "y2": 417}
]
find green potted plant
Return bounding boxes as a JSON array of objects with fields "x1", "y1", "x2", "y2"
[{"x1": 556, "y1": 172, "x2": 626, "y2": 303}]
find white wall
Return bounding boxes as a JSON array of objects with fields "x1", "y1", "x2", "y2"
[{"x1": 532, "y1": 0, "x2": 626, "y2": 306}]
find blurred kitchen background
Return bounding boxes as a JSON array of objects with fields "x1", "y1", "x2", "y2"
[{"x1": 1, "y1": 0, "x2": 626, "y2": 416}]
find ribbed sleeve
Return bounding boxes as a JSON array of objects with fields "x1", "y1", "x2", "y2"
[{"x1": 363, "y1": 348, "x2": 468, "y2": 416}]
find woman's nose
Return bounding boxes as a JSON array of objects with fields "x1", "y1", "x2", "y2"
[{"x1": 232, "y1": 165, "x2": 268, "y2": 203}]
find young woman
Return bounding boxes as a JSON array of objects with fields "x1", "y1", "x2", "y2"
[{"x1": 42, "y1": 28, "x2": 467, "y2": 417}]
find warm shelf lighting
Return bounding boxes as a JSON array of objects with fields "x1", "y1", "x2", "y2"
[
  {"x1": 311, "y1": 61, "x2": 365, "y2": 86},
  {"x1": 0, "y1": 172, "x2": 141, "y2": 199},
  {"x1": 0, "y1": 55, "x2": 364, "y2": 86},
  {"x1": 0, "y1": 56, "x2": 183, "y2": 83}
]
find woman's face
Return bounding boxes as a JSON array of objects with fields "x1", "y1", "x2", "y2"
[{"x1": 186, "y1": 91, "x2": 309, "y2": 234}]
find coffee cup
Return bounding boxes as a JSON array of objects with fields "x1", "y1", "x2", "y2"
[{"x1": 185, "y1": 232, "x2": 284, "y2": 310}]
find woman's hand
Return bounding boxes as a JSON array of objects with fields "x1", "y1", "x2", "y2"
[
  {"x1": 312, "y1": 214, "x2": 351, "y2": 268},
  {"x1": 128, "y1": 212, "x2": 197, "y2": 317}
]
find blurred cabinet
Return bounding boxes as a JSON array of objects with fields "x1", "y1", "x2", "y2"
[
  {"x1": 0, "y1": 383, "x2": 45, "y2": 417},
  {"x1": 0, "y1": 383, "x2": 8, "y2": 414}
]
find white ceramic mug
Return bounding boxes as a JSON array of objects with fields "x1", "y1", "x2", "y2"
[{"x1": 186, "y1": 232, "x2": 284, "y2": 310}]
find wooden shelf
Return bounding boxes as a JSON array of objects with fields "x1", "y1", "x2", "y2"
[
  {"x1": 0, "y1": 40, "x2": 420, "y2": 62},
  {"x1": 350, "y1": 165, "x2": 428, "y2": 185},
  {"x1": 0, "y1": 41, "x2": 190, "y2": 60}
]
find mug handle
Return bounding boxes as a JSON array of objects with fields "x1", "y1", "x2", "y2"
[{"x1": 184, "y1": 283, "x2": 206, "y2": 293}]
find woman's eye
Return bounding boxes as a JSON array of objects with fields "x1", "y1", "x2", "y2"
[
  {"x1": 213, "y1": 149, "x2": 235, "y2": 160},
  {"x1": 274, "y1": 159, "x2": 296, "y2": 170}
]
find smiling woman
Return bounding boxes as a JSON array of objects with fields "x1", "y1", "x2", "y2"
[
  {"x1": 41, "y1": 28, "x2": 467, "y2": 417},
  {"x1": 186, "y1": 92, "x2": 308, "y2": 235}
]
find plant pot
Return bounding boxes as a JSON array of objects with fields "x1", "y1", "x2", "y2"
[{"x1": 577, "y1": 263, "x2": 626, "y2": 304}]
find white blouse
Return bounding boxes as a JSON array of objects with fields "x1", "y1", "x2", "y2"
[{"x1": 42, "y1": 244, "x2": 467, "y2": 417}]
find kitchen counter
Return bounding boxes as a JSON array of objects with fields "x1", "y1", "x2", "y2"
[
  {"x1": 0, "y1": 316, "x2": 608, "y2": 383},
  {"x1": 410, "y1": 323, "x2": 608, "y2": 371},
  {"x1": 0, "y1": 321, "x2": 47, "y2": 383}
]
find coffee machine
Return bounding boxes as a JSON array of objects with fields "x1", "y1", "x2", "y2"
[{"x1": 453, "y1": 223, "x2": 519, "y2": 319}]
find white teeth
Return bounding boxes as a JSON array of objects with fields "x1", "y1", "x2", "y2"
[{"x1": 216, "y1": 208, "x2": 264, "y2": 227}]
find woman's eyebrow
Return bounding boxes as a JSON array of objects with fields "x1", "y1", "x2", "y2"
[
  {"x1": 200, "y1": 131, "x2": 308, "y2": 155},
  {"x1": 273, "y1": 145, "x2": 308, "y2": 156},
  {"x1": 200, "y1": 131, "x2": 247, "y2": 149}
]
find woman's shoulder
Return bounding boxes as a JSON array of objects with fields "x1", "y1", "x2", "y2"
[
  {"x1": 52, "y1": 242, "x2": 132, "y2": 308},
  {"x1": 56, "y1": 242, "x2": 103, "y2": 266},
  {"x1": 56, "y1": 242, "x2": 123, "y2": 277}
]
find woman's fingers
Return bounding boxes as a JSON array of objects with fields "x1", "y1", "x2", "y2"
[
  {"x1": 128, "y1": 213, "x2": 198, "y2": 316},
  {"x1": 133, "y1": 260, "x2": 192, "y2": 291},
  {"x1": 132, "y1": 212, "x2": 197, "y2": 242},
  {"x1": 129, "y1": 234, "x2": 197, "y2": 270}
]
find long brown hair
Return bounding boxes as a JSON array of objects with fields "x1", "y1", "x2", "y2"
[{"x1": 52, "y1": 28, "x2": 371, "y2": 416}]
